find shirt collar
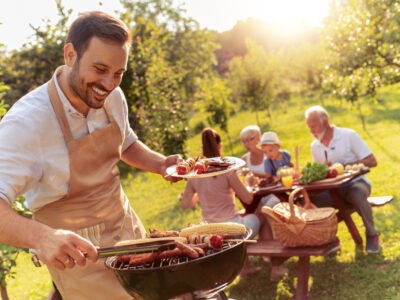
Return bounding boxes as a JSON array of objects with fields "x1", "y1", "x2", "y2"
[{"x1": 52, "y1": 66, "x2": 86, "y2": 119}]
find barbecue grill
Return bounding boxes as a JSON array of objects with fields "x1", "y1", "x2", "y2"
[{"x1": 105, "y1": 230, "x2": 251, "y2": 300}]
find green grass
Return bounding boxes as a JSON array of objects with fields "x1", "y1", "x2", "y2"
[{"x1": 5, "y1": 87, "x2": 400, "y2": 299}]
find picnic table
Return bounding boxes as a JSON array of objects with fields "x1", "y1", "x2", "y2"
[{"x1": 243, "y1": 169, "x2": 370, "y2": 246}]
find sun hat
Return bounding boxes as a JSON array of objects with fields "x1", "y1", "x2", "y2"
[{"x1": 260, "y1": 131, "x2": 281, "y2": 145}]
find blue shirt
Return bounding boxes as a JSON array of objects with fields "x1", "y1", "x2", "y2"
[{"x1": 263, "y1": 150, "x2": 292, "y2": 175}]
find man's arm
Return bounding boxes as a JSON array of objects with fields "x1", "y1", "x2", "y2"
[
  {"x1": 121, "y1": 140, "x2": 181, "y2": 181},
  {"x1": 0, "y1": 200, "x2": 98, "y2": 269},
  {"x1": 356, "y1": 153, "x2": 377, "y2": 168}
]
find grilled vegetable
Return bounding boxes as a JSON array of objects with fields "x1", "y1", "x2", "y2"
[{"x1": 176, "y1": 158, "x2": 196, "y2": 175}]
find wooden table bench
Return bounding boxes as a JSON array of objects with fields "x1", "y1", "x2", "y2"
[{"x1": 246, "y1": 238, "x2": 341, "y2": 300}]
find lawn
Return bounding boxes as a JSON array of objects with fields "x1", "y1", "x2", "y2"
[{"x1": 5, "y1": 86, "x2": 400, "y2": 299}]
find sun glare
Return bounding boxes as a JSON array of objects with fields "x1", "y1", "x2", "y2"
[{"x1": 253, "y1": 0, "x2": 329, "y2": 33}]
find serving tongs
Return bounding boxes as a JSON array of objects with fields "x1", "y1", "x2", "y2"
[
  {"x1": 97, "y1": 240, "x2": 176, "y2": 258},
  {"x1": 31, "y1": 239, "x2": 177, "y2": 267}
]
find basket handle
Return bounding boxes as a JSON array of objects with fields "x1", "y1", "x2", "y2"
[{"x1": 288, "y1": 187, "x2": 314, "y2": 215}]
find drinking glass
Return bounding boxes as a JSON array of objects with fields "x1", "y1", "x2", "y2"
[{"x1": 281, "y1": 175, "x2": 293, "y2": 187}]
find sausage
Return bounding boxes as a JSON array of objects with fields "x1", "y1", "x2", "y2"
[
  {"x1": 158, "y1": 248, "x2": 183, "y2": 259},
  {"x1": 149, "y1": 228, "x2": 180, "y2": 237},
  {"x1": 190, "y1": 246, "x2": 205, "y2": 256},
  {"x1": 128, "y1": 252, "x2": 159, "y2": 266},
  {"x1": 175, "y1": 241, "x2": 199, "y2": 258}
]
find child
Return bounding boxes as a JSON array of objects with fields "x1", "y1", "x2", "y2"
[{"x1": 260, "y1": 131, "x2": 293, "y2": 179}]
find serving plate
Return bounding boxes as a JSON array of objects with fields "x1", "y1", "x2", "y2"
[
  {"x1": 309, "y1": 170, "x2": 359, "y2": 185},
  {"x1": 166, "y1": 156, "x2": 245, "y2": 178}
]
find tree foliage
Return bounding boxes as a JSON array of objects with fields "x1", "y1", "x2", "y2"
[
  {"x1": 322, "y1": 0, "x2": 400, "y2": 104},
  {"x1": 228, "y1": 39, "x2": 278, "y2": 124},
  {"x1": 118, "y1": 0, "x2": 220, "y2": 155},
  {"x1": 1, "y1": 0, "x2": 68, "y2": 105}
]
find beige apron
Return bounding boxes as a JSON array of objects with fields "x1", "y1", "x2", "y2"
[{"x1": 33, "y1": 79, "x2": 146, "y2": 299}]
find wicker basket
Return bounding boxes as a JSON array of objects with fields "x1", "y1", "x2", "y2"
[{"x1": 262, "y1": 187, "x2": 338, "y2": 247}]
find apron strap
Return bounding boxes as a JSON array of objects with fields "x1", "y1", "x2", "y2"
[{"x1": 47, "y1": 79, "x2": 74, "y2": 142}]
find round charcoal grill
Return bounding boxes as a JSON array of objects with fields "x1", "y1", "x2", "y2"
[{"x1": 105, "y1": 230, "x2": 251, "y2": 300}]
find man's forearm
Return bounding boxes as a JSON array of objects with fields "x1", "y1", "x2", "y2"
[
  {"x1": 121, "y1": 140, "x2": 166, "y2": 174},
  {"x1": 0, "y1": 199, "x2": 51, "y2": 249}
]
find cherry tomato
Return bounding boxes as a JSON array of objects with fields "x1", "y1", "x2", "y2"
[
  {"x1": 210, "y1": 235, "x2": 224, "y2": 248},
  {"x1": 176, "y1": 164, "x2": 188, "y2": 175},
  {"x1": 194, "y1": 162, "x2": 205, "y2": 174}
]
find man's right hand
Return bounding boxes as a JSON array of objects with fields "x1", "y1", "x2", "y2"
[{"x1": 34, "y1": 228, "x2": 99, "y2": 270}]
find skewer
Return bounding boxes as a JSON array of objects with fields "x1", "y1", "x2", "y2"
[
  {"x1": 164, "y1": 172, "x2": 176, "y2": 178},
  {"x1": 225, "y1": 239, "x2": 258, "y2": 243}
]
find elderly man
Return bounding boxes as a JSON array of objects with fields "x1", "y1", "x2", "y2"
[{"x1": 305, "y1": 105, "x2": 379, "y2": 253}]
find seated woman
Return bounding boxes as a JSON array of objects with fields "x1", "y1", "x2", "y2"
[
  {"x1": 180, "y1": 127, "x2": 286, "y2": 279},
  {"x1": 240, "y1": 125, "x2": 267, "y2": 179}
]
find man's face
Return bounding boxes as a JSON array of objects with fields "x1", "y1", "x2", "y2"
[
  {"x1": 306, "y1": 113, "x2": 327, "y2": 141},
  {"x1": 67, "y1": 37, "x2": 129, "y2": 112},
  {"x1": 261, "y1": 144, "x2": 280, "y2": 160}
]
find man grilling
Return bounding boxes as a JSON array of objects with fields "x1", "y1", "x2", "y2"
[{"x1": 0, "y1": 11, "x2": 180, "y2": 299}]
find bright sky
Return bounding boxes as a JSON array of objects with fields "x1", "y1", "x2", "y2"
[{"x1": 0, "y1": 0, "x2": 329, "y2": 52}]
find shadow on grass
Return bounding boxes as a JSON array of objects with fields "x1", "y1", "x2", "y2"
[{"x1": 227, "y1": 244, "x2": 400, "y2": 300}]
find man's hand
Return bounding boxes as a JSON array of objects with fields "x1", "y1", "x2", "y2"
[
  {"x1": 35, "y1": 229, "x2": 98, "y2": 270},
  {"x1": 163, "y1": 154, "x2": 183, "y2": 182}
]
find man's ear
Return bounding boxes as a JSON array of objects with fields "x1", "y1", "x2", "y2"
[{"x1": 64, "y1": 43, "x2": 77, "y2": 67}]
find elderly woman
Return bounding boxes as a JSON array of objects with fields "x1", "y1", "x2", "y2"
[{"x1": 240, "y1": 125, "x2": 267, "y2": 178}]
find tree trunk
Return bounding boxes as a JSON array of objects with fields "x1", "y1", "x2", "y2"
[{"x1": 1, "y1": 283, "x2": 9, "y2": 300}]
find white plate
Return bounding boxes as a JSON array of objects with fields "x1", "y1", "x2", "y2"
[{"x1": 166, "y1": 156, "x2": 245, "y2": 178}]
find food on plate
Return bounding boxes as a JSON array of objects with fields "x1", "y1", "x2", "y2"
[
  {"x1": 174, "y1": 156, "x2": 237, "y2": 176},
  {"x1": 327, "y1": 167, "x2": 338, "y2": 178},
  {"x1": 179, "y1": 222, "x2": 247, "y2": 237},
  {"x1": 206, "y1": 157, "x2": 235, "y2": 167},
  {"x1": 345, "y1": 163, "x2": 365, "y2": 172},
  {"x1": 176, "y1": 157, "x2": 196, "y2": 175},
  {"x1": 299, "y1": 162, "x2": 329, "y2": 185},
  {"x1": 258, "y1": 177, "x2": 277, "y2": 187},
  {"x1": 194, "y1": 159, "x2": 208, "y2": 174},
  {"x1": 331, "y1": 162, "x2": 344, "y2": 175}
]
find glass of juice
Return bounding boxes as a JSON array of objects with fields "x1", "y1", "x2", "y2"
[{"x1": 281, "y1": 175, "x2": 293, "y2": 187}]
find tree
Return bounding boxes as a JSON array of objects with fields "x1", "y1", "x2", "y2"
[
  {"x1": 322, "y1": 0, "x2": 400, "y2": 109},
  {"x1": 119, "y1": 0, "x2": 220, "y2": 155},
  {"x1": 1, "y1": 0, "x2": 68, "y2": 105},
  {"x1": 194, "y1": 75, "x2": 234, "y2": 154},
  {"x1": 228, "y1": 39, "x2": 278, "y2": 124}
]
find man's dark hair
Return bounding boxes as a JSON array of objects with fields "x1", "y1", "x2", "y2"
[{"x1": 66, "y1": 11, "x2": 131, "y2": 59}]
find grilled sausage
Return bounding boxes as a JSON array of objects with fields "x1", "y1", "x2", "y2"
[{"x1": 175, "y1": 241, "x2": 199, "y2": 258}]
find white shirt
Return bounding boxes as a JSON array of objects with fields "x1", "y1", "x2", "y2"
[
  {"x1": 310, "y1": 126, "x2": 372, "y2": 183},
  {"x1": 245, "y1": 153, "x2": 267, "y2": 174},
  {"x1": 310, "y1": 126, "x2": 372, "y2": 165},
  {"x1": 0, "y1": 67, "x2": 137, "y2": 211}
]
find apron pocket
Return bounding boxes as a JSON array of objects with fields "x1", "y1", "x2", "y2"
[{"x1": 75, "y1": 223, "x2": 106, "y2": 247}]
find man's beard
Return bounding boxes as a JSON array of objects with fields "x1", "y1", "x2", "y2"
[
  {"x1": 315, "y1": 126, "x2": 327, "y2": 142},
  {"x1": 67, "y1": 63, "x2": 107, "y2": 110}
]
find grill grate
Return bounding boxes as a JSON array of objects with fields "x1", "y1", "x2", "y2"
[{"x1": 109, "y1": 240, "x2": 240, "y2": 271}]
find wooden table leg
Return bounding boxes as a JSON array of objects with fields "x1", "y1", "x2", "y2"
[
  {"x1": 330, "y1": 189, "x2": 363, "y2": 245},
  {"x1": 295, "y1": 256, "x2": 310, "y2": 300}
]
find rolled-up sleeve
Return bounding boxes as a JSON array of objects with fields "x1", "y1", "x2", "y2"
[{"x1": 0, "y1": 114, "x2": 41, "y2": 204}]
